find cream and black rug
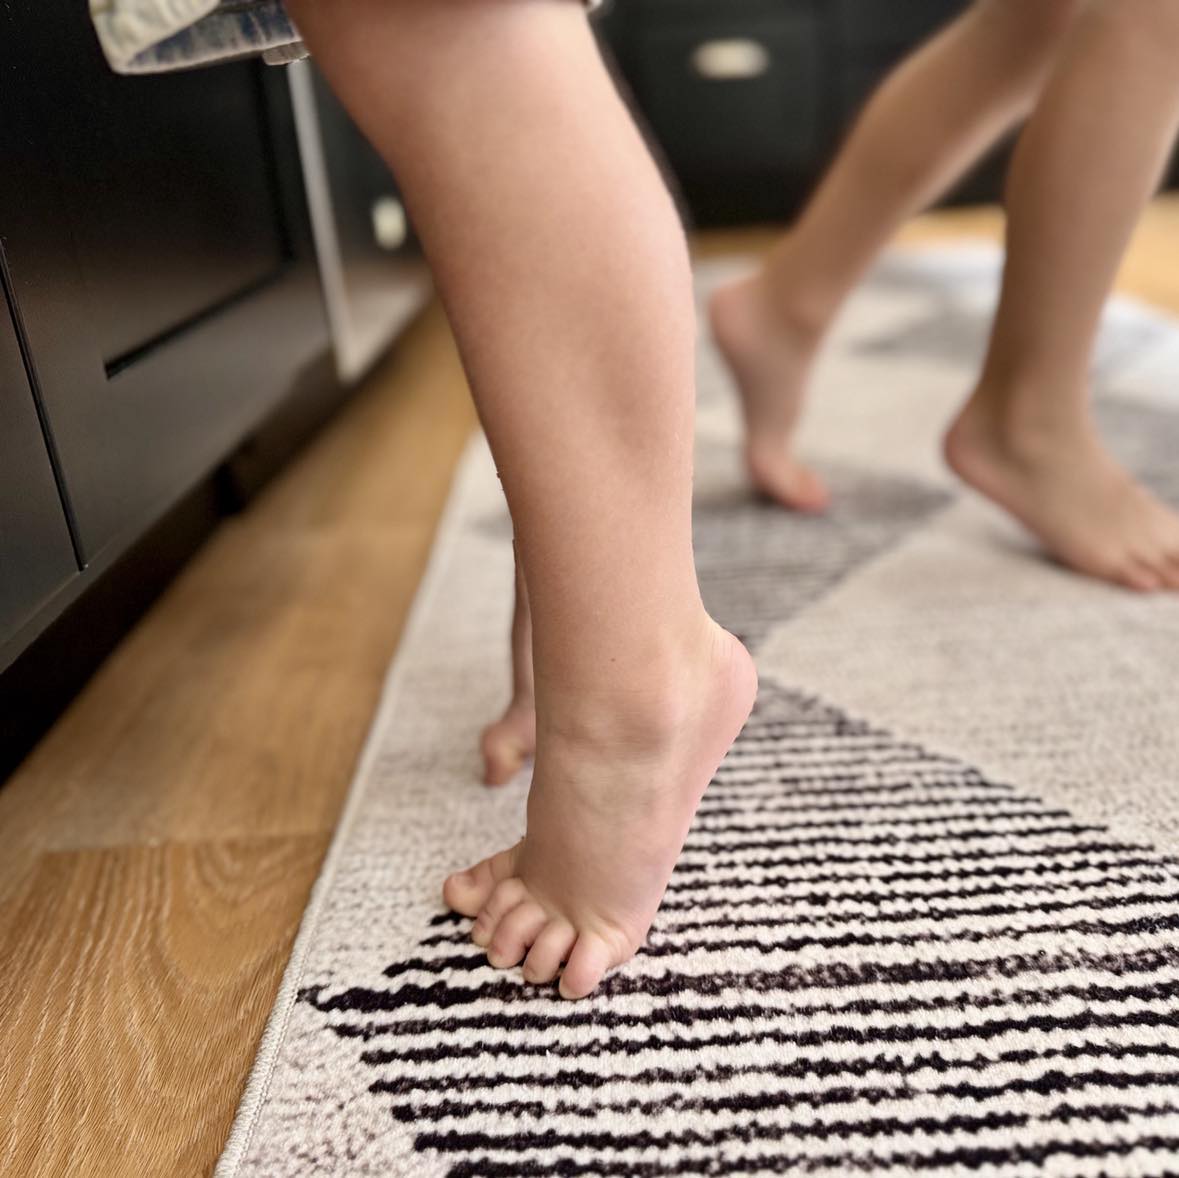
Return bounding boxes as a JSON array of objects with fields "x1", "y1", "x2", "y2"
[{"x1": 217, "y1": 247, "x2": 1179, "y2": 1177}]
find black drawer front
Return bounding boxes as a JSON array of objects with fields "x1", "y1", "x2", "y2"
[
  {"x1": 632, "y1": 0, "x2": 823, "y2": 175},
  {"x1": 0, "y1": 6, "x2": 330, "y2": 566},
  {"x1": 70, "y1": 62, "x2": 289, "y2": 372},
  {"x1": 834, "y1": 0, "x2": 967, "y2": 120},
  {"x1": 833, "y1": 0, "x2": 965, "y2": 52},
  {"x1": 0, "y1": 290, "x2": 77, "y2": 652}
]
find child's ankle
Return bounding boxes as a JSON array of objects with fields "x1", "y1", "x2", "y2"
[
  {"x1": 955, "y1": 379, "x2": 1096, "y2": 459},
  {"x1": 535, "y1": 615, "x2": 742, "y2": 752},
  {"x1": 758, "y1": 241, "x2": 835, "y2": 344}
]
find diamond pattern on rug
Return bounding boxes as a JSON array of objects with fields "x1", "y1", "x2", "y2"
[
  {"x1": 299, "y1": 684, "x2": 1179, "y2": 1178},
  {"x1": 693, "y1": 459, "x2": 952, "y2": 649},
  {"x1": 1095, "y1": 395, "x2": 1179, "y2": 506},
  {"x1": 844, "y1": 250, "x2": 1179, "y2": 391}
]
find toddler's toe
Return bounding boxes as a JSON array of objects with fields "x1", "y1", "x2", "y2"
[
  {"x1": 442, "y1": 845, "x2": 518, "y2": 917},
  {"x1": 559, "y1": 931, "x2": 625, "y2": 1001},
  {"x1": 487, "y1": 900, "x2": 548, "y2": 969},
  {"x1": 522, "y1": 920, "x2": 577, "y2": 985}
]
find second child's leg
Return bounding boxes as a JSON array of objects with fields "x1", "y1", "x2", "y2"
[
  {"x1": 945, "y1": 0, "x2": 1179, "y2": 591},
  {"x1": 285, "y1": 0, "x2": 757, "y2": 998},
  {"x1": 710, "y1": 0, "x2": 1080, "y2": 508}
]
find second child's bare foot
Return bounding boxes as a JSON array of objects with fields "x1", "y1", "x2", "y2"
[
  {"x1": 481, "y1": 547, "x2": 537, "y2": 786},
  {"x1": 445, "y1": 619, "x2": 758, "y2": 999},
  {"x1": 709, "y1": 271, "x2": 829, "y2": 512},
  {"x1": 480, "y1": 696, "x2": 536, "y2": 786},
  {"x1": 945, "y1": 391, "x2": 1179, "y2": 591}
]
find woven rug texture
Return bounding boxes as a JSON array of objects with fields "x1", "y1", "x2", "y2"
[{"x1": 217, "y1": 247, "x2": 1179, "y2": 1178}]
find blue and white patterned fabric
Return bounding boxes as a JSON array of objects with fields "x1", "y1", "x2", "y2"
[
  {"x1": 90, "y1": 0, "x2": 307, "y2": 74},
  {"x1": 90, "y1": 0, "x2": 604, "y2": 75}
]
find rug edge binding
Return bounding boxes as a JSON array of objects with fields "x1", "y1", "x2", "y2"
[{"x1": 213, "y1": 433, "x2": 490, "y2": 1177}]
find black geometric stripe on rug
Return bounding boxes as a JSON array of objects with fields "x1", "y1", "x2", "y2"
[{"x1": 300, "y1": 684, "x2": 1179, "y2": 1178}]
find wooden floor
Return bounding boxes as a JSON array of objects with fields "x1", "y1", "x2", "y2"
[{"x1": 2, "y1": 200, "x2": 1178, "y2": 1176}]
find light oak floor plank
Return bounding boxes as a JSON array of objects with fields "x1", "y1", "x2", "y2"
[
  {"x1": 2, "y1": 198, "x2": 1177, "y2": 1176},
  {"x1": 0, "y1": 835, "x2": 329, "y2": 1178}
]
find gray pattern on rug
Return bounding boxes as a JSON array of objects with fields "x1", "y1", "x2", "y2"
[
  {"x1": 1094, "y1": 396, "x2": 1179, "y2": 506},
  {"x1": 848, "y1": 250, "x2": 1179, "y2": 391},
  {"x1": 693, "y1": 454, "x2": 953, "y2": 649}
]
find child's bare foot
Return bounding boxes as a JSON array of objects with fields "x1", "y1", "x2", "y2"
[
  {"x1": 445, "y1": 619, "x2": 757, "y2": 999},
  {"x1": 945, "y1": 391, "x2": 1179, "y2": 591},
  {"x1": 481, "y1": 546, "x2": 537, "y2": 786},
  {"x1": 480, "y1": 696, "x2": 535, "y2": 786},
  {"x1": 709, "y1": 270, "x2": 830, "y2": 512}
]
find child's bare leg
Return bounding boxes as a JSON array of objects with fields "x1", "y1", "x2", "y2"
[
  {"x1": 710, "y1": 0, "x2": 1079, "y2": 509},
  {"x1": 481, "y1": 545, "x2": 536, "y2": 786},
  {"x1": 945, "y1": 0, "x2": 1179, "y2": 591},
  {"x1": 285, "y1": 0, "x2": 757, "y2": 997}
]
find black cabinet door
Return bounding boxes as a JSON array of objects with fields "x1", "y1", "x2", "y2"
[
  {"x1": 0, "y1": 287, "x2": 78, "y2": 656},
  {"x1": 0, "y1": 5, "x2": 331, "y2": 567},
  {"x1": 631, "y1": 0, "x2": 824, "y2": 174},
  {"x1": 600, "y1": 0, "x2": 832, "y2": 223},
  {"x1": 833, "y1": 0, "x2": 968, "y2": 121}
]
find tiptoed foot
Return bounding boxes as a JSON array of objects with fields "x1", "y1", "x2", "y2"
[
  {"x1": 709, "y1": 270, "x2": 829, "y2": 512},
  {"x1": 446, "y1": 619, "x2": 758, "y2": 998}
]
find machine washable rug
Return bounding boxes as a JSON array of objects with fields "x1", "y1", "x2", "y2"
[{"x1": 217, "y1": 246, "x2": 1179, "y2": 1178}]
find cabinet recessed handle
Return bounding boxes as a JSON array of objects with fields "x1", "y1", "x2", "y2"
[{"x1": 690, "y1": 38, "x2": 771, "y2": 80}]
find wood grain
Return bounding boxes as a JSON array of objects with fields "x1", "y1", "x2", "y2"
[
  {"x1": 0, "y1": 300, "x2": 476, "y2": 1176},
  {"x1": 0, "y1": 836, "x2": 328, "y2": 1178},
  {"x1": 2, "y1": 203, "x2": 1178, "y2": 1176}
]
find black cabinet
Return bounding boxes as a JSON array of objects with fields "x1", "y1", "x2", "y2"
[
  {"x1": 0, "y1": 289, "x2": 77, "y2": 646},
  {"x1": 833, "y1": 0, "x2": 968, "y2": 119},
  {"x1": 600, "y1": 0, "x2": 834, "y2": 222},
  {"x1": 0, "y1": 8, "x2": 429, "y2": 777},
  {"x1": 599, "y1": 0, "x2": 992, "y2": 224},
  {"x1": 630, "y1": 0, "x2": 824, "y2": 173},
  {"x1": 0, "y1": 10, "x2": 330, "y2": 566},
  {"x1": 63, "y1": 65, "x2": 288, "y2": 368}
]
